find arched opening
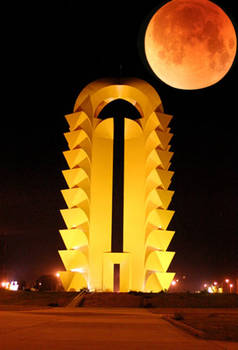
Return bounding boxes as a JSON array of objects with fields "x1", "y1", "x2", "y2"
[{"x1": 97, "y1": 98, "x2": 142, "y2": 120}]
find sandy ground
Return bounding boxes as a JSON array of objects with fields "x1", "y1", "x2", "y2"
[{"x1": 0, "y1": 307, "x2": 237, "y2": 350}]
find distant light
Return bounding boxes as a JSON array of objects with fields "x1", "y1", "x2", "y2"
[
  {"x1": 225, "y1": 279, "x2": 230, "y2": 283},
  {"x1": 213, "y1": 281, "x2": 218, "y2": 286},
  {"x1": 56, "y1": 272, "x2": 60, "y2": 278},
  {"x1": 1, "y1": 281, "x2": 18, "y2": 291},
  {"x1": 171, "y1": 280, "x2": 176, "y2": 286},
  {"x1": 204, "y1": 284, "x2": 207, "y2": 288},
  {"x1": 9, "y1": 281, "x2": 19, "y2": 291},
  {"x1": 230, "y1": 284, "x2": 233, "y2": 288},
  {"x1": 71, "y1": 268, "x2": 85, "y2": 273},
  {"x1": 208, "y1": 287, "x2": 213, "y2": 293},
  {"x1": 1, "y1": 282, "x2": 10, "y2": 289}
]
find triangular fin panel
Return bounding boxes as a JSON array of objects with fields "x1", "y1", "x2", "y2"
[
  {"x1": 61, "y1": 188, "x2": 89, "y2": 209},
  {"x1": 145, "y1": 250, "x2": 175, "y2": 272},
  {"x1": 59, "y1": 229, "x2": 88, "y2": 250},
  {"x1": 62, "y1": 168, "x2": 90, "y2": 195},
  {"x1": 59, "y1": 249, "x2": 88, "y2": 271},
  {"x1": 146, "y1": 209, "x2": 175, "y2": 230},
  {"x1": 145, "y1": 272, "x2": 175, "y2": 292},
  {"x1": 146, "y1": 230, "x2": 175, "y2": 251},
  {"x1": 65, "y1": 111, "x2": 92, "y2": 137},
  {"x1": 60, "y1": 208, "x2": 89, "y2": 230},
  {"x1": 68, "y1": 272, "x2": 88, "y2": 291},
  {"x1": 63, "y1": 149, "x2": 91, "y2": 175}
]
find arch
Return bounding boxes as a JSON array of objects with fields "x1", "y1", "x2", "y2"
[
  {"x1": 95, "y1": 98, "x2": 143, "y2": 140},
  {"x1": 97, "y1": 98, "x2": 142, "y2": 120},
  {"x1": 73, "y1": 78, "x2": 164, "y2": 122}
]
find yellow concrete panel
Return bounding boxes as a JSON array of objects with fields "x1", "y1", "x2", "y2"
[
  {"x1": 156, "y1": 272, "x2": 175, "y2": 291},
  {"x1": 64, "y1": 129, "x2": 91, "y2": 155},
  {"x1": 145, "y1": 149, "x2": 161, "y2": 176},
  {"x1": 156, "y1": 251, "x2": 175, "y2": 272},
  {"x1": 145, "y1": 130, "x2": 159, "y2": 157},
  {"x1": 156, "y1": 130, "x2": 173, "y2": 150},
  {"x1": 65, "y1": 111, "x2": 92, "y2": 137},
  {"x1": 156, "y1": 150, "x2": 174, "y2": 170},
  {"x1": 95, "y1": 118, "x2": 113, "y2": 139},
  {"x1": 60, "y1": 208, "x2": 89, "y2": 230},
  {"x1": 146, "y1": 209, "x2": 174, "y2": 231},
  {"x1": 124, "y1": 118, "x2": 142, "y2": 139},
  {"x1": 157, "y1": 113, "x2": 173, "y2": 131},
  {"x1": 61, "y1": 188, "x2": 89, "y2": 209},
  {"x1": 68, "y1": 272, "x2": 88, "y2": 291},
  {"x1": 145, "y1": 271, "x2": 175, "y2": 292},
  {"x1": 59, "y1": 249, "x2": 88, "y2": 271},
  {"x1": 145, "y1": 250, "x2": 175, "y2": 272},
  {"x1": 58, "y1": 271, "x2": 74, "y2": 291},
  {"x1": 145, "y1": 130, "x2": 173, "y2": 156},
  {"x1": 157, "y1": 189, "x2": 174, "y2": 209},
  {"x1": 146, "y1": 189, "x2": 174, "y2": 214},
  {"x1": 156, "y1": 169, "x2": 174, "y2": 190},
  {"x1": 146, "y1": 230, "x2": 175, "y2": 251},
  {"x1": 78, "y1": 95, "x2": 94, "y2": 119},
  {"x1": 103, "y1": 252, "x2": 131, "y2": 292},
  {"x1": 63, "y1": 149, "x2": 91, "y2": 175},
  {"x1": 145, "y1": 169, "x2": 174, "y2": 196},
  {"x1": 62, "y1": 168, "x2": 90, "y2": 193},
  {"x1": 144, "y1": 272, "x2": 162, "y2": 292},
  {"x1": 146, "y1": 149, "x2": 173, "y2": 175},
  {"x1": 124, "y1": 134, "x2": 145, "y2": 291},
  {"x1": 144, "y1": 112, "x2": 162, "y2": 138},
  {"x1": 59, "y1": 229, "x2": 88, "y2": 250},
  {"x1": 89, "y1": 135, "x2": 113, "y2": 291},
  {"x1": 144, "y1": 111, "x2": 173, "y2": 138}
]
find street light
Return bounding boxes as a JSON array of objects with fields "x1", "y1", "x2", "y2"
[{"x1": 229, "y1": 284, "x2": 233, "y2": 293}]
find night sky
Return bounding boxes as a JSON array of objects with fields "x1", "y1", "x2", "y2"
[{"x1": 0, "y1": 0, "x2": 237, "y2": 290}]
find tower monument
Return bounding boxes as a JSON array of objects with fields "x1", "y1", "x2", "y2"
[{"x1": 58, "y1": 78, "x2": 175, "y2": 292}]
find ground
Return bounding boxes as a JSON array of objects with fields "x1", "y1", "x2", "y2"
[
  {"x1": 0, "y1": 290, "x2": 237, "y2": 349},
  {"x1": 1, "y1": 307, "x2": 238, "y2": 350}
]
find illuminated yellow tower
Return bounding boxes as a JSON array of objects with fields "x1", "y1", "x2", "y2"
[{"x1": 58, "y1": 78, "x2": 175, "y2": 292}]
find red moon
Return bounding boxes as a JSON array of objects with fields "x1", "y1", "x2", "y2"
[{"x1": 145, "y1": 0, "x2": 237, "y2": 89}]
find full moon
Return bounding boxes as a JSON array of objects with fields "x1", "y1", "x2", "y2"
[{"x1": 145, "y1": 0, "x2": 237, "y2": 89}]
